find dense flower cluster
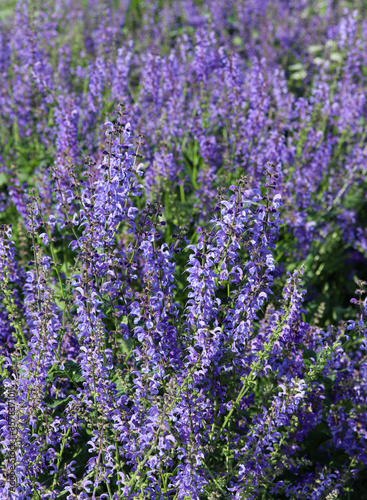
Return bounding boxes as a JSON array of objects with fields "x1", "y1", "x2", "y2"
[{"x1": 0, "y1": 0, "x2": 367, "y2": 499}]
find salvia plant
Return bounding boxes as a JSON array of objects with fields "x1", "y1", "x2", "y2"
[{"x1": 0, "y1": 0, "x2": 367, "y2": 499}]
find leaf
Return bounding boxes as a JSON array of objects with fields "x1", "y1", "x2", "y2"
[
  {"x1": 303, "y1": 349, "x2": 317, "y2": 361},
  {"x1": 233, "y1": 36, "x2": 243, "y2": 46},
  {"x1": 44, "y1": 395, "x2": 73, "y2": 409},
  {"x1": 47, "y1": 361, "x2": 85, "y2": 385},
  {"x1": 114, "y1": 378, "x2": 128, "y2": 396},
  {"x1": 119, "y1": 337, "x2": 134, "y2": 354}
]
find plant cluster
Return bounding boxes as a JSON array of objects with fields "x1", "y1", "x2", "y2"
[{"x1": 0, "y1": 0, "x2": 367, "y2": 499}]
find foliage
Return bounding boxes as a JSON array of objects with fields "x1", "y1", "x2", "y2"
[{"x1": 0, "y1": 1, "x2": 367, "y2": 499}]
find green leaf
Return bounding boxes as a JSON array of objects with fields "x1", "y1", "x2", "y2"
[
  {"x1": 119, "y1": 337, "x2": 134, "y2": 354},
  {"x1": 303, "y1": 349, "x2": 317, "y2": 361},
  {"x1": 44, "y1": 395, "x2": 73, "y2": 409},
  {"x1": 47, "y1": 361, "x2": 85, "y2": 384},
  {"x1": 233, "y1": 36, "x2": 243, "y2": 46}
]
